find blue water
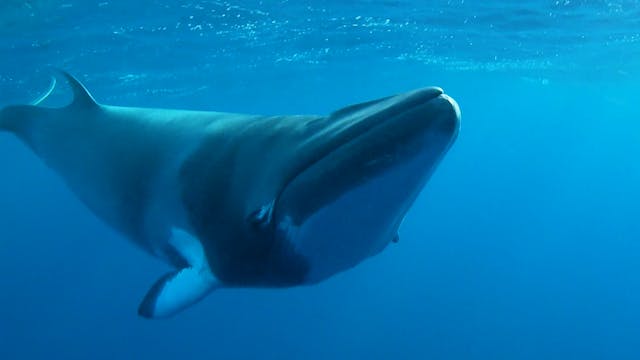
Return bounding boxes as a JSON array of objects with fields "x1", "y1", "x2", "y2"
[{"x1": 1, "y1": 1, "x2": 640, "y2": 359}]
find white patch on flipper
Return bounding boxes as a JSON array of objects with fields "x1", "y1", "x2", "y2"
[{"x1": 138, "y1": 229, "x2": 219, "y2": 318}]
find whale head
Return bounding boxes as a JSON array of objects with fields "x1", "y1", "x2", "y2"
[
  {"x1": 268, "y1": 87, "x2": 461, "y2": 283},
  {"x1": 176, "y1": 85, "x2": 460, "y2": 288}
]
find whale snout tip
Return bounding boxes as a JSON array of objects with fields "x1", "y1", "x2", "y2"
[
  {"x1": 432, "y1": 86, "x2": 444, "y2": 96},
  {"x1": 427, "y1": 92, "x2": 461, "y2": 136},
  {"x1": 398, "y1": 87, "x2": 461, "y2": 135},
  {"x1": 440, "y1": 93, "x2": 461, "y2": 121}
]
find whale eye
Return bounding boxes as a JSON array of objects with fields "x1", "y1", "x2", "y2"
[{"x1": 246, "y1": 201, "x2": 275, "y2": 232}]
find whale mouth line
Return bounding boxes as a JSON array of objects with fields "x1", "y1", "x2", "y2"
[{"x1": 296, "y1": 92, "x2": 448, "y2": 175}]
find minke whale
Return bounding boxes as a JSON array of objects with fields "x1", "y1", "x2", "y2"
[{"x1": 0, "y1": 72, "x2": 460, "y2": 318}]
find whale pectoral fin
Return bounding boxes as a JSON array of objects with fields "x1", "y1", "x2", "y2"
[
  {"x1": 138, "y1": 228, "x2": 219, "y2": 319},
  {"x1": 138, "y1": 267, "x2": 219, "y2": 319}
]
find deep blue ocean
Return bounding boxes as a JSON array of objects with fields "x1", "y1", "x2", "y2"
[{"x1": 1, "y1": 1, "x2": 640, "y2": 359}]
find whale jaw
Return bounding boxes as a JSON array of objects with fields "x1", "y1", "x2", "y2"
[{"x1": 273, "y1": 91, "x2": 461, "y2": 283}]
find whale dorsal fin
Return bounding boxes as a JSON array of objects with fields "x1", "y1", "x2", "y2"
[{"x1": 58, "y1": 71, "x2": 98, "y2": 108}]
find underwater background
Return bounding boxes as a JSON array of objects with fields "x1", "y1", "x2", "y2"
[{"x1": 1, "y1": 0, "x2": 640, "y2": 359}]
